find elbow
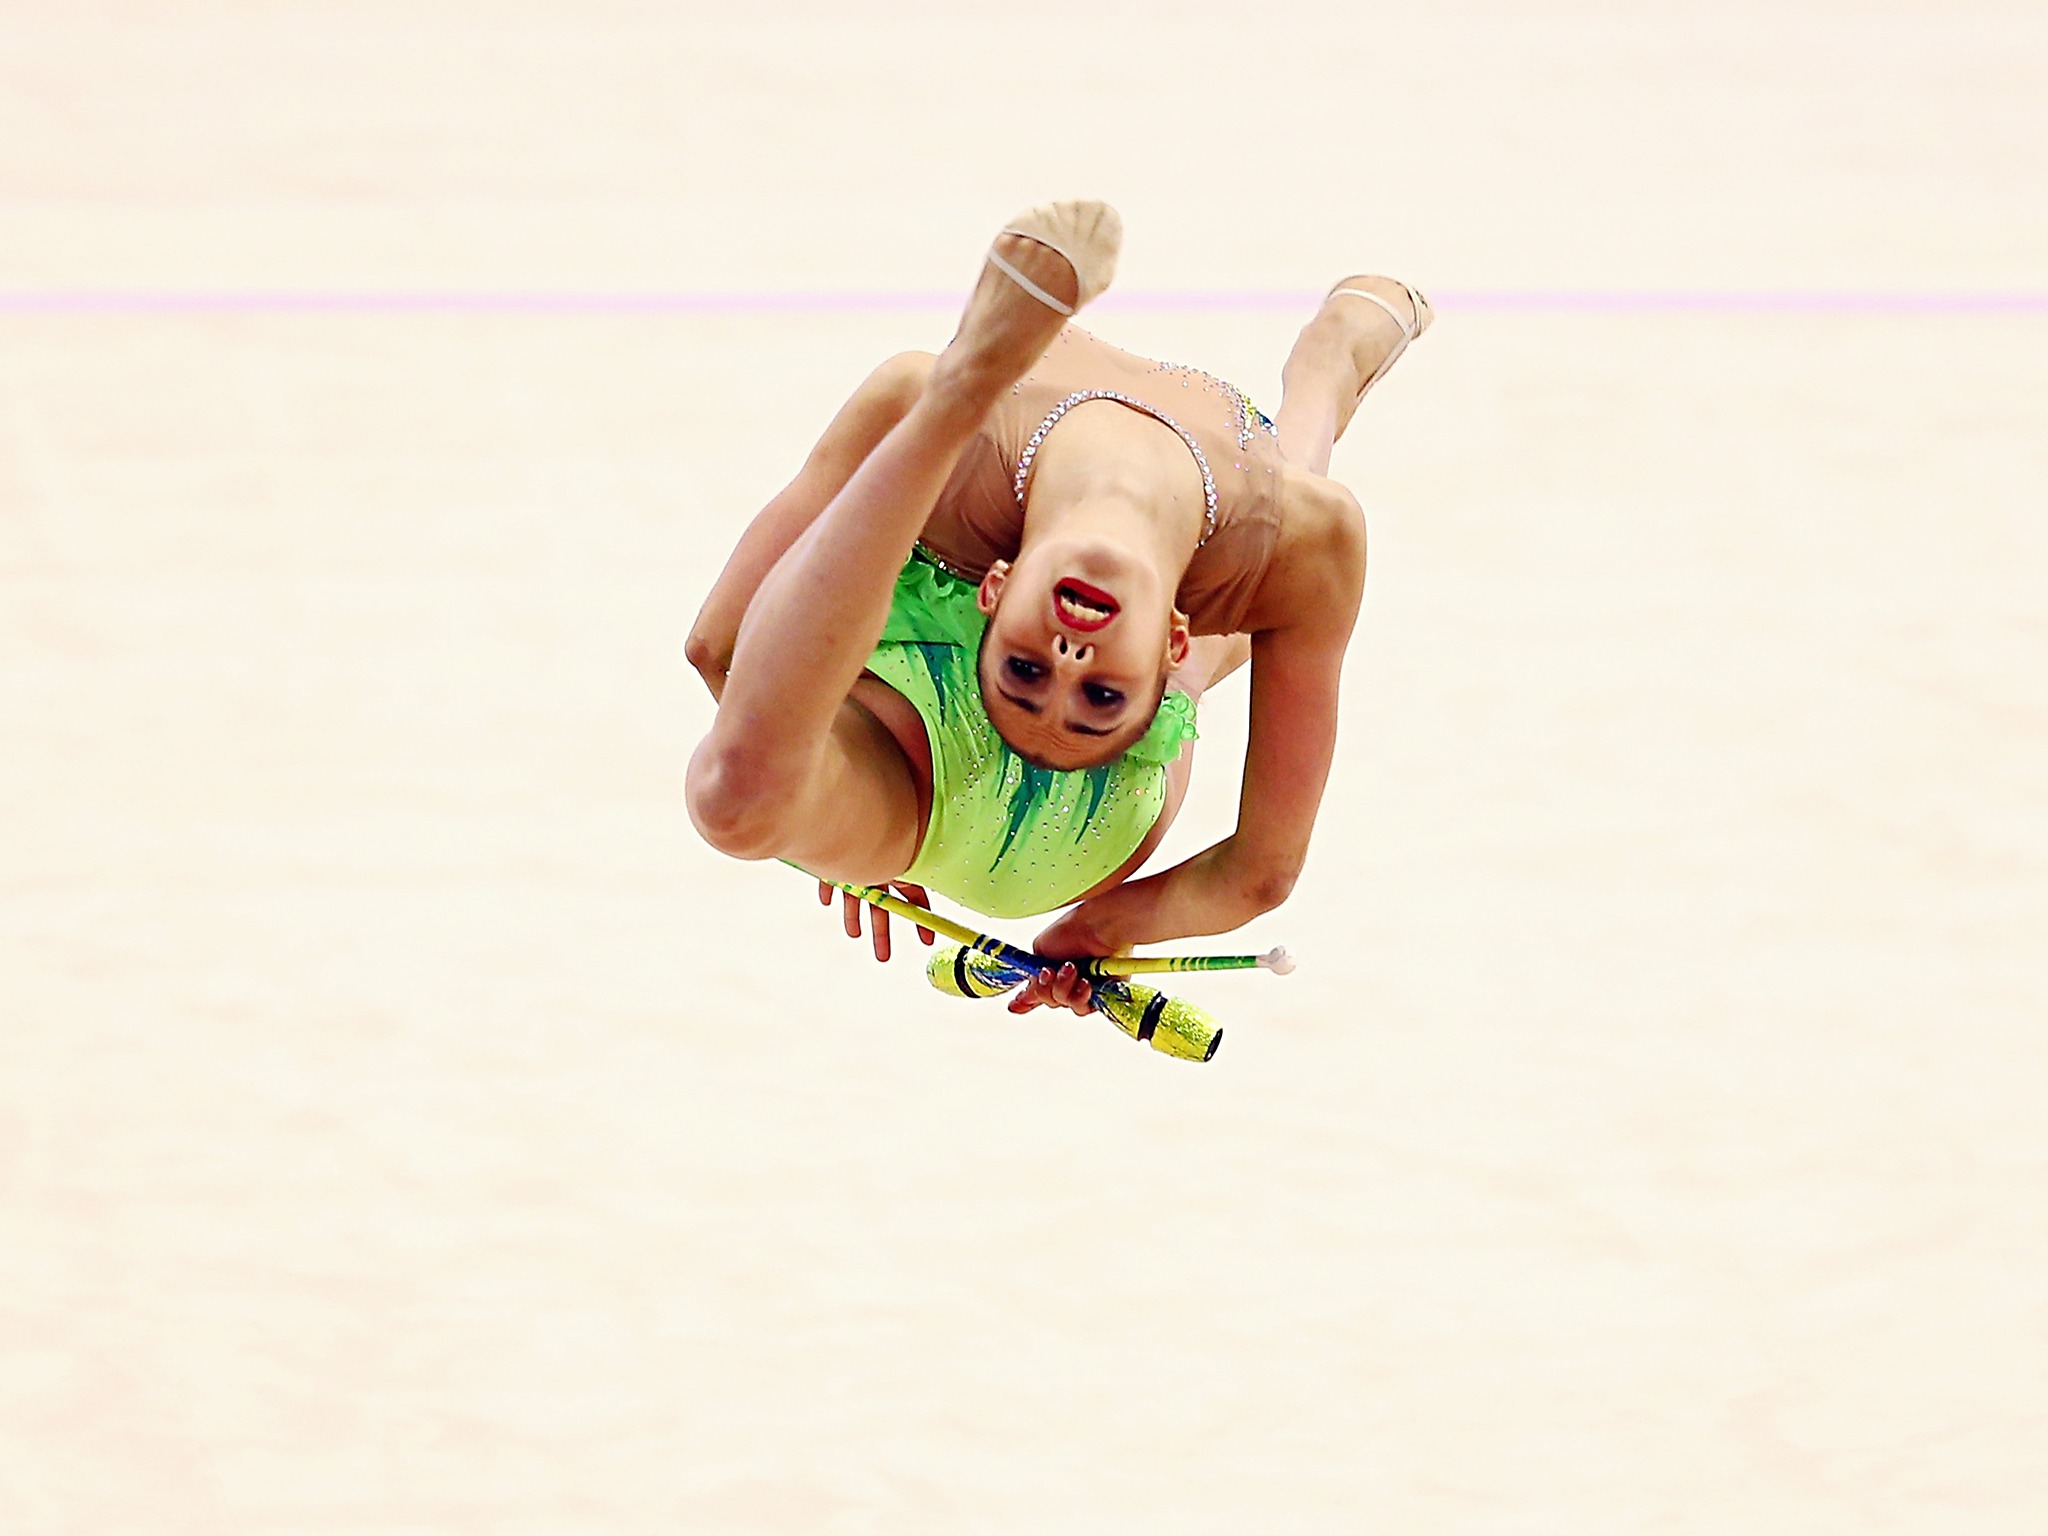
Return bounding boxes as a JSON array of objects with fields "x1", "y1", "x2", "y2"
[
  {"x1": 873, "y1": 350, "x2": 937, "y2": 413},
  {"x1": 1245, "y1": 866, "x2": 1298, "y2": 916},
  {"x1": 1231, "y1": 860, "x2": 1299, "y2": 921}
]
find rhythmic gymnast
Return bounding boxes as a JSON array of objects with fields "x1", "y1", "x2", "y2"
[{"x1": 686, "y1": 200, "x2": 1428, "y2": 1007}]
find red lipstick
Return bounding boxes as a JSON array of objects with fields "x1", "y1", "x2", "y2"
[{"x1": 1053, "y1": 578, "x2": 1120, "y2": 633}]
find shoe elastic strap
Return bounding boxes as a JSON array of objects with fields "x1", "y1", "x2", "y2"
[
  {"x1": 1330, "y1": 284, "x2": 1422, "y2": 395},
  {"x1": 989, "y1": 244, "x2": 1075, "y2": 317},
  {"x1": 1328, "y1": 285, "x2": 1417, "y2": 337}
]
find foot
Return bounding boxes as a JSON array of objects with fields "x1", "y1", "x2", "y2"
[
  {"x1": 1283, "y1": 275, "x2": 1431, "y2": 436},
  {"x1": 1326, "y1": 275, "x2": 1433, "y2": 347},
  {"x1": 929, "y1": 200, "x2": 1121, "y2": 408}
]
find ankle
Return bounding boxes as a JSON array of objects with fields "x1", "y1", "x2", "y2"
[
  {"x1": 1282, "y1": 321, "x2": 1351, "y2": 382},
  {"x1": 917, "y1": 354, "x2": 1006, "y2": 429},
  {"x1": 927, "y1": 339, "x2": 1025, "y2": 413}
]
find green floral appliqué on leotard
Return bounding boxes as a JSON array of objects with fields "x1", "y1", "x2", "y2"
[{"x1": 862, "y1": 553, "x2": 1197, "y2": 919}]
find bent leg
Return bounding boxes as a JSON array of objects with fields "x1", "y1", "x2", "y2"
[
  {"x1": 690, "y1": 695, "x2": 926, "y2": 883},
  {"x1": 687, "y1": 350, "x2": 934, "y2": 700},
  {"x1": 689, "y1": 212, "x2": 1101, "y2": 865}
]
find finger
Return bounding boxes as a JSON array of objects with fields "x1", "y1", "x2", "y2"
[
  {"x1": 898, "y1": 884, "x2": 936, "y2": 945},
  {"x1": 1055, "y1": 964, "x2": 1094, "y2": 1015},
  {"x1": 841, "y1": 890, "x2": 863, "y2": 941},
  {"x1": 871, "y1": 905, "x2": 891, "y2": 963},
  {"x1": 1043, "y1": 963, "x2": 1095, "y2": 1017},
  {"x1": 1035, "y1": 967, "x2": 1060, "y2": 1010},
  {"x1": 1050, "y1": 963, "x2": 1077, "y2": 1008},
  {"x1": 1008, "y1": 973, "x2": 1050, "y2": 1015},
  {"x1": 817, "y1": 881, "x2": 833, "y2": 907}
]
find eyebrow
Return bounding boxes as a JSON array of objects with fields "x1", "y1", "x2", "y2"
[{"x1": 996, "y1": 682, "x2": 1123, "y2": 737}]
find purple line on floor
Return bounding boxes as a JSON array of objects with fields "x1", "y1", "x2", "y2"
[
  {"x1": 0, "y1": 290, "x2": 969, "y2": 314},
  {"x1": 1441, "y1": 290, "x2": 2048, "y2": 314},
  {"x1": 2, "y1": 289, "x2": 2044, "y2": 315}
]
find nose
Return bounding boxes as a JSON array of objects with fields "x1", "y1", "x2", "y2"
[{"x1": 1051, "y1": 633, "x2": 1095, "y2": 666}]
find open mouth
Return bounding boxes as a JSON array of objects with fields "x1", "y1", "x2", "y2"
[{"x1": 1053, "y1": 578, "x2": 1120, "y2": 633}]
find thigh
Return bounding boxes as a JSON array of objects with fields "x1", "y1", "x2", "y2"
[{"x1": 772, "y1": 696, "x2": 929, "y2": 885}]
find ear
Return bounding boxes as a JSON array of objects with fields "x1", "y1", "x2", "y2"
[
  {"x1": 977, "y1": 561, "x2": 1010, "y2": 618},
  {"x1": 1165, "y1": 607, "x2": 1192, "y2": 669}
]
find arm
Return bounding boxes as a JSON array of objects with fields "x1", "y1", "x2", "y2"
[
  {"x1": 685, "y1": 350, "x2": 933, "y2": 698},
  {"x1": 1035, "y1": 485, "x2": 1366, "y2": 954}
]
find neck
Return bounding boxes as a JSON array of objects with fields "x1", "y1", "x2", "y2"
[
  {"x1": 1014, "y1": 403, "x2": 1209, "y2": 574},
  {"x1": 1020, "y1": 490, "x2": 1196, "y2": 575}
]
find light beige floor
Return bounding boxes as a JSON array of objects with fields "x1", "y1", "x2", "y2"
[{"x1": 4, "y1": 4, "x2": 2045, "y2": 1532}]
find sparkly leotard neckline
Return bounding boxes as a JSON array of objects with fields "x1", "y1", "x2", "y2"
[
  {"x1": 1011, "y1": 390, "x2": 1220, "y2": 546},
  {"x1": 914, "y1": 326, "x2": 1288, "y2": 635}
]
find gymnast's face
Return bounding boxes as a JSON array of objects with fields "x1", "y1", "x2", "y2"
[{"x1": 975, "y1": 544, "x2": 1190, "y2": 771}]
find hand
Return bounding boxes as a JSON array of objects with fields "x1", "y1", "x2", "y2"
[
  {"x1": 817, "y1": 880, "x2": 935, "y2": 964},
  {"x1": 1031, "y1": 901, "x2": 1120, "y2": 963},
  {"x1": 1012, "y1": 902, "x2": 1126, "y2": 1018},
  {"x1": 1006, "y1": 961, "x2": 1097, "y2": 1018}
]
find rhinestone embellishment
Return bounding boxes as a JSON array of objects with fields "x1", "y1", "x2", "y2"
[
  {"x1": 1142, "y1": 358, "x2": 1277, "y2": 451},
  {"x1": 1012, "y1": 390, "x2": 1219, "y2": 546}
]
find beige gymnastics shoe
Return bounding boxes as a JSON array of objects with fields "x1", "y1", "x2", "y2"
[
  {"x1": 990, "y1": 199, "x2": 1123, "y2": 315},
  {"x1": 1326, "y1": 276, "x2": 1433, "y2": 403}
]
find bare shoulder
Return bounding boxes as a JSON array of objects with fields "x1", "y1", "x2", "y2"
[{"x1": 1255, "y1": 467, "x2": 1366, "y2": 624}]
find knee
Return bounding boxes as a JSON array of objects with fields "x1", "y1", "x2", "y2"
[
  {"x1": 686, "y1": 739, "x2": 801, "y2": 861},
  {"x1": 1305, "y1": 480, "x2": 1367, "y2": 587},
  {"x1": 871, "y1": 349, "x2": 936, "y2": 410}
]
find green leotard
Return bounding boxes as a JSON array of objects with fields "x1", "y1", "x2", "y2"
[{"x1": 863, "y1": 553, "x2": 1197, "y2": 920}]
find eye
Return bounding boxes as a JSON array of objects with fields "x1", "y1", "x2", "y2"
[
  {"x1": 1006, "y1": 656, "x2": 1046, "y2": 683},
  {"x1": 1082, "y1": 683, "x2": 1125, "y2": 708}
]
